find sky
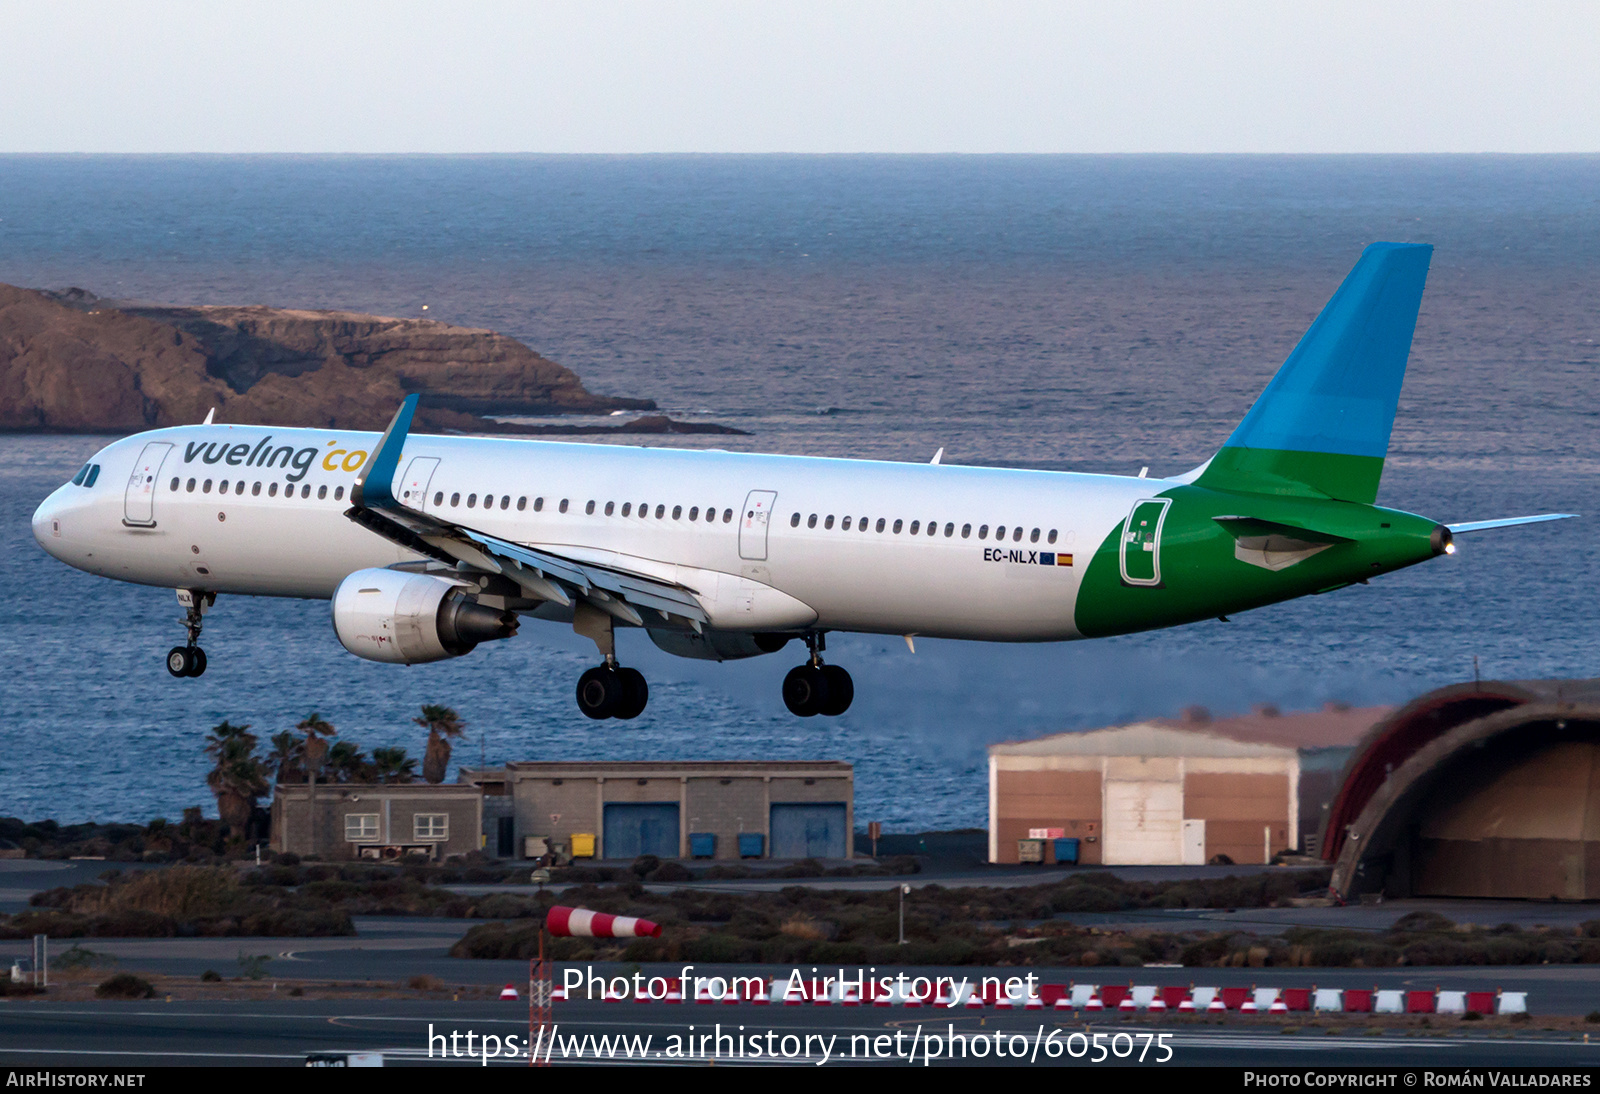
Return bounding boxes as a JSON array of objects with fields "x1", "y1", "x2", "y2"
[{"x1": 0, "y1": 1, "x2": 1596, "y2": 154}]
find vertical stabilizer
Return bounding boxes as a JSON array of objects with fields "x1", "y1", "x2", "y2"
[{"x1": 1197, "y1": 242, "x2": 1432, "y2": 503}]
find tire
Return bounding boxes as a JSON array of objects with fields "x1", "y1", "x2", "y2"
[
  {"x1": 782, "y1": 664, "x2": 830, "y2": 717},
  {"x1": 576, "y1": 666, "x2": 622, "y2": 719},
  {"x1": 615, "y1": 667, "x2": 649, "y2": 720},
  {"x1": 166, "y1": 646, "x2": 192, "y2": 678},
  {"x1": 187, "y1": 647, "x2": 207, "y2": 677},
  {"x1": 819, "y1": 664, "x2": 853, "y2": 716}
]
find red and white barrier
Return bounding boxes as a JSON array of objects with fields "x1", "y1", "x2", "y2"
[
  {"x1": 499, "y1": 984, "x2": 519, "y2": 1000},
  {"x1": 545, "y1": 906, "x2": 662, "y2": 939}
]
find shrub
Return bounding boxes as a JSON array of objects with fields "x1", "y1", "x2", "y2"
[
  {"x1": 200, "y1": 970, "x2": 222, "y2": 982},
  {"x1": 647, "y1": 862, "x2": 694, "y2": 884},
  {"x1": 409, "y1": 975, "x2": 445, "y2": 991},
  {"x1": 95, "y1": 973, "x2": 154, "y2": 999},
  {"x1": 630, "y1": 855, "x2": 661, "y2": 878}
]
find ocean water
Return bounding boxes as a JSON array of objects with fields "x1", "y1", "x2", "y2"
[{"x1": 0, "y1": 155, "x2": 1595, "y2": 828}]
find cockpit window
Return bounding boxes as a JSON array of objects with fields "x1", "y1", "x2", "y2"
[
  {"x1": 83, "y1": 465, "x2": 100, "y2": 488},
  {"x1": 70, "y1": 464, "x2": 89, "y2": 486}
]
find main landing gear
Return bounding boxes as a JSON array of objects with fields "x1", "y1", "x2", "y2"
[
  {"x1": 571, "y1": 601, "x2": 648, "y2": 720},
  {"x1": 783, "y1": 632, "x2": 853, "y2": 717},
  {"x1": 575, "y1": 658, "x2": 649, "y2": 721},
  {"x1": 166, "y1": 589, "x2": 213, "y2": 678}
]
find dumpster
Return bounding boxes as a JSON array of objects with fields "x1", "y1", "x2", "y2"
[
  {"x1": 1018, "y1": 838, "x2": 1044, "y2": 864},
  {"x1": 689, "y1": 832, "x2": 716, "y2": 858},
  {"x1": 570, "y1": 832, "x2": 596, "y2": 858},
  {"x1": 1053, "y1": 837, "x2": 1080, "y2": 865},
  {"x1": 738, "y1": 833, "x2": 765, "y2": 858}
]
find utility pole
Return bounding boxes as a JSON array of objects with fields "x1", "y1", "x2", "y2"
[{"x1": 898, "y1": 884, "x2": 910, "y2": 945}]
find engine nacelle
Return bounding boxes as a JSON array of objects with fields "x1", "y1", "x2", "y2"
[
  {"x1": 333, "y1": 568, "x2": 518, "y2": 664},
  {"x1": 647, "y1": 627, "x2": 790, "y2": 662}
]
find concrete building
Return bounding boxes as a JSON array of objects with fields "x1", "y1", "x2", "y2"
[
  {"x1": 988, "y1": 705, "x2": 1385, "y2": 866},
  {"x1": 463, "y1": 761, "x2": 854, "y2": 861},
  {"x1": 270, "y1": 782, "x2": 483, "y2": 861},
  {"x1": 1322, "y1": 679, "x2": 1600, "y2": 901}
]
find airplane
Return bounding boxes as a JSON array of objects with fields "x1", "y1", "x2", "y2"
[{"x1": 31, "y1": 243, "x2": 1572, "y2": 720}]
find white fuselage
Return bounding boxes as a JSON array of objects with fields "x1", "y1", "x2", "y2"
[{"x1": 33, "y1": 424, "x2": 1167, "y2": 641}]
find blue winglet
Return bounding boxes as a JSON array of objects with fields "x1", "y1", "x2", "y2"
[
  {"x1": 350, "y1": 394, "x2": 419, "y2": 510},
  {"x1": 1224, "y1": 242, "x2": 1433, "y2": 459}
]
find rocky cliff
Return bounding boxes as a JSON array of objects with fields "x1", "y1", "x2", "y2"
[{"x1": 0, "y1": 284, "x2": 705, "y2": 435}]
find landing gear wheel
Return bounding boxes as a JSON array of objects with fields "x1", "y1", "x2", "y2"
[
  {"x1": 615, "y1": 667, "x2": 649, "y2": 720},
  {"x1": 782, "y1": 664, "x2": 831, "y2": 717},
  {"x1": 819, "y1": 664, "x2": 853, "y2": 716},
  {"x1": 576, "y1": 666, "x2": 623, "y2": 719},
  {"x1": 187, "y1": 646, "x2": 207, "y2": 677},
  {"x1": 166, "y1": 646, "x2": 193, "y2": 678}
]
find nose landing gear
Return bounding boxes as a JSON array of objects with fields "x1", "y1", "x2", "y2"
[
  {"x1": 166, "y1": 589, "x2": 213, "y2": 678},
  {"x1": 783, "y1": 632, "x2": 853, "y2": 717}
]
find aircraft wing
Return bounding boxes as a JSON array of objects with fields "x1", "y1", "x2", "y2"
[{"x1": 345, "y1": 395, "x2": 710, "y2": 628}]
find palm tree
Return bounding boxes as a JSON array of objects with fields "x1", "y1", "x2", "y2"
[
  {"x1": 265, "y1": 731, "x2": 303, "y2": 783},
  {"x1": 371, "y1": 746, "x2": 418, "y2": 784},
  {"x1": 203, "y1": 721, "x2": 268, "y2": 835},
  {"x1": 326, "y1": 741, "x2": 371, "y2": 783},
  {"x1": 295, "y1": 713, "x2": 337, "y2": 778},
  {"x1": 415, "y1": 705, "x2": 467, "y2": 784}
]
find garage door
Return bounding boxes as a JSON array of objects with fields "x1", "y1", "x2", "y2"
[
  {"x1": 769, "y1": 803, "x2": 847, "y2": 859},
  {"x1": 602, "y1": 803, "x2": 680, "y2": 859},
  {"x1": 1102, "y1": 781, "x2": 1182, "y2": 864}
]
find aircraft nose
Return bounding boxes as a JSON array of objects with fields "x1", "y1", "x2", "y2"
[{"x1": 32, "y1": 488, "x2": 71, "y2": 558}]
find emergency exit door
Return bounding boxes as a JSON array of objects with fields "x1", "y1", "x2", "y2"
[
  {"x1": 398, "y1": 457, "x2": 440, "y2": 512},
  {"x1": 739, "y1": 490, "x2": 777, "y2": 561},
  {"x1": 123, "y1": 442, "x2": 173, "y2": 527},
  {"x1": 1119, "y1": 498, "x2": 1171, "y2": 587}
]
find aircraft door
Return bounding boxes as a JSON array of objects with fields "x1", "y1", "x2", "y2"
[
  {"x1": 739, "y1": 490, "x2": 777, "y2": 561},
  {"x1": 123, "y1": 441, "x2": 173, "y2": 527},
  {"x1": 1118, "y1": 497, "x2": 1171, "y2": 587},
  {"x1": 398, "y1": 457, "x2": 440, "y2": 512}
]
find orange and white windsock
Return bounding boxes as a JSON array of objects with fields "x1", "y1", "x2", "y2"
[{"x1": 546, "y1": 905, "x2": 662, "y2": 939}]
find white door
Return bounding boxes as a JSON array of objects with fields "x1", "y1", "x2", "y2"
[
  {"x1": 1102, "y1": 780, "x2": 1183, "y2": 864},
  {"x1": 123, "y1": 442, "x2": 173, "y2": 527},
  {"x1": 1181, "y1": 819, "x2": 1206, "y2": 866},
  {"x1": 739, "y1": 490, "x2": 777, "y2": 561},
  {"x1": 398, "y1": 457, "x2": 440, "y2": 512}
]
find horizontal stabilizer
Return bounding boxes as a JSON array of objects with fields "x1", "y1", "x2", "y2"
[{"x1": 1446, "y1": 513, "x2": 1576, "y2": 534}]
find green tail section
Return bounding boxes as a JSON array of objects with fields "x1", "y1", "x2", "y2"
[{"x1": 1195, "y1": 447, "x2": 1385, "y2": 503}]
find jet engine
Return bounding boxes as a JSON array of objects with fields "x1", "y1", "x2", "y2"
[{"x1": 332, "y1": 568, "x2": 518, "y2": 664}]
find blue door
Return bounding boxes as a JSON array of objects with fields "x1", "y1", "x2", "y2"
[
  {"x1": 603, "y1": 803, "x2": 680, "y2": 859},
  {"x1": 769, "y1": 803, "x2": 847, "y2": 859}
]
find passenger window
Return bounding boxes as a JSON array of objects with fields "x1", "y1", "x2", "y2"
[
  {"x1": 467, "y1": 494, "x2": 477, "y2": 508},
  {"x1": 451, "y1": 492, "x2": 461, "y2": 507},
  {"x1": 927, "y1": 521, "x2": 937, "y2": 536},
  {"x1": 842, "y1": 516, "x2": 852, "y2": 530},
  {"x1": 251, "y1": 482, "x2": 261, "y2": 496},
  {"x1": 945, "y1": 522, "x2": 954, "y2": 537},
  {"x1": 315, "y1": 485, "x2": 325, "y2": 499},
  {"x1": 690, "y1": 507, "x2": 700, "y2": 521},
  {"x1": 875, "y1": 518, "x2": 886, "y2": 533},
  {"x1": 585, "y1": 500, "x2": 595, "y2": 515},
  {"x1": 604, "y1": 501, "x2": 614, "y2": 516},
  {"x1": 1030, "y1": 528, "x2": 1040, "y2": 543},
  {"x1": 1048, "y1": 529, "x2": 1058, "y2": 544},
  {"x1": 893, "y1": 519, "x2": 903, "y2": 533},
  {"x1": 723, "y1": 508, "x2": 733, "y2": 522},
  {"x1": 909, "y1": 520, "x2": 919, "y2": 534},
  {"x1": 517, "y1": 497, "x2": 527, "y2": 511},
  {"x1": 705, "y1": 505, "x2": 715, "y2": 521},
  {"x1": 170, "y1": 477, "x2": 180, "y2": 492},
  {"x1": 860, "y1": 517, "x2": 869, "y2": 532},
  {"x1": 621, "y1": 502, "x2": 632, "y2": 517},
  {"x1": 806, "y1": 514, "x2": 816, "y2": 528},
  {"x1": 268, "y1": 482, "x2": 278, "y2": 497},
  {"x1": 186, "y1": 478, "x2": 196, "y2": 492},
  {"x1": 301, "y1": 484, "x2": 311, "y2": 498},
  {"x1": 434, "y1": 491, "x2": 444, "y2": 506},
  {"x1": 501, "y1": 495, "x2": 510, "y2": 509},
  {"x1": 335, "y1": 486, "x2": 345, "y2": 500},
  {"x1": 559, "y1": 499, "x2": 569, "y2": 513},
  {"x1": 218, "y1": 480, "x2": 228, "y2": 493},
  {"x1": 824, "y1": 515, "x2": 834, "y2": 529},
  {"x1": 655, "y1": 504, "x2": 665, "y2": 518},
  {"x1": 203, "y1": 480, "x2": 212, "y2": 493},
  {"x1": 534, "y1": 497, "x2": 544, "y2": 512},
  {"x1": 1013, "y1": 526, "x2": 1024, "y2": 542},
  {"x1": 978, "y1": 525, "x2": 988, "y2": 539},
  {"x1": 996, "y1": 525, "x2": 1006, "y2": 540}
]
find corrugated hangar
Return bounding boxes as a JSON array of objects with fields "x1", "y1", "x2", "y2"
[
  {"x1": 988, "y1": 705, "x2": 1383, "y2": 866},
  {"x1": 1324, "y1": 679, "x2": 1600, "y2": 901},
  {"x1": 465, "y1": 760, "x2": 854, "y2": 862}
]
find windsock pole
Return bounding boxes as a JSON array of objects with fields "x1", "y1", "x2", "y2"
[{"x1": 528, "y1": 928, "x2": 551, "y2": 1068}]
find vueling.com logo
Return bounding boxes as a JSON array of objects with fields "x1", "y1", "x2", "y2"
[{"x1": 183, "y1": 437, "x2": 369, "y2": 484}]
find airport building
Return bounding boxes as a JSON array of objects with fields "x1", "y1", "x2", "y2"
[
  {"x1": 270, "y1": 782, "x2": 483, "y2": 861},
  {"x1": 987, "y1": 705, "x2": 1383, "y2": 866},
  {"x1": 1324, "y1": 679, "x2": 1600, "y2": 901},
  {"x1": 463, "y1": 760, "x2": 855, "y2": 862}
]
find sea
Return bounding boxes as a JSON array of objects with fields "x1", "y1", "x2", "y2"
[{"x1": 0, "y1": 155, "x2": 1595, "y2": 829}]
